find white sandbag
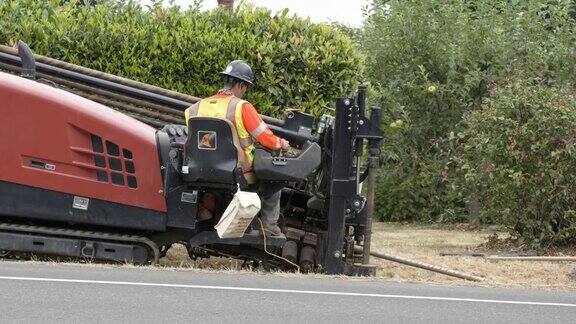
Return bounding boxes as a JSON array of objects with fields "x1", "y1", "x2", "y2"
[{"x1": 214, "y1": 190, "x2": 261, "y2": 238}]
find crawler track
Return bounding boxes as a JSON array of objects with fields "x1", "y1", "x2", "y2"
[{"x1": 0, "y1": 222, "x2": 160, "y2": 264}]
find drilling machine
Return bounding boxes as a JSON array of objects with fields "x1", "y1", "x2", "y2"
[{"x1": 0, "y1": 42, "x2": 383, "y2": 275}]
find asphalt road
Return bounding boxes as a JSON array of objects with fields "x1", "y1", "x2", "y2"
[{"x1": 0, "y1": 261, "x2": 574, "y2": 323}]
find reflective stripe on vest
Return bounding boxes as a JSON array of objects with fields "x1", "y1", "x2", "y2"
[
  {"x1": 186, "y1": 96, "x2": 255, "y2": 168},
  {"x1": 184, "y1": 102, "x2": 199, "y2": 123},
  {"x1": 225, "y1": 98, "x2": 254, "y2": 149}
]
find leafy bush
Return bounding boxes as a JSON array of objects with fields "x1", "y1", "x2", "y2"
[
  {"x1": 0, "y1": 0, "x2": 362, "y2": 116},
  {"x1": 361, "y1": 0, "x2": 576, "y2": 222},
  {"x1": 456, "y1": 81, "x2": 576, "y2": 248}
]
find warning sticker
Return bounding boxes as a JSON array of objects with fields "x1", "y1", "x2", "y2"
[
  {"x1": 181, "y1": 191, "x2": 198, "y2": 204},
  {"x1": 73, "y1": 196, "x2": 90, "y2": 210},
  {"x1": 198, "y1": 131, "x2": 217, "y2": 150}
]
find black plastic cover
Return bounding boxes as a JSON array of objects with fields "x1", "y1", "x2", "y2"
[
  {"x1": 183, "y1": 118, "x2": 239, "y2": 184},
  {"x1": 156, "y1": 125, "x2": 197, "y2": 230},
  {"x1": 253, "y1": 141, "x2": 321, "y2": 182}
]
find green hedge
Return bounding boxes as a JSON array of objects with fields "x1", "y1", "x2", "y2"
[
  {"x1": 457, "y1": 81, "x2": 576, "y2": 248},
  {"x1": 0, "y1": 0, "x2": 362, "y2": 116}
]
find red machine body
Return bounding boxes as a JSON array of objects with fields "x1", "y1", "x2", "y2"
[{"x1": 0, "y1": 72, "x2": 166, "y2": 213}]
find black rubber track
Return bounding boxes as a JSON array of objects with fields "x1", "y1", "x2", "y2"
[{"x1": 0, "y1": 222, "x2": 160, "y2": 264}]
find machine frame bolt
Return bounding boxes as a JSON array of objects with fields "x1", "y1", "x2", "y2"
[{"x1": 334, "y1": 251, "x2": 341, "y2": 259}]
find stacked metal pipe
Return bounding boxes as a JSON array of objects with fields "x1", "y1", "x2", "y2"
[
  {"x1": 0, "y1": 44, "x2": 204, "y2": 128},
  {"x1": 0, "y1": 43, "x2": 286, "y2": 129}
]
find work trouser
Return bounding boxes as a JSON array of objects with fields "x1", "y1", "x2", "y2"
[{"x1": 255, "y1": 181, "x2": 285, "y2": 225}]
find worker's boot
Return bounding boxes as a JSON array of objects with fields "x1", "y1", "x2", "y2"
[
  {"x1": 260, "y1": 223, "x2": 286, "y2": 239},
  {"x1": 258, "y1": 187, "x2": 284, "y2": 238}
]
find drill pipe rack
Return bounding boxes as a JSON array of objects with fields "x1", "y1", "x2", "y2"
[{"x1": 0, "y1": 43, "x2": 305, "y2": 141}]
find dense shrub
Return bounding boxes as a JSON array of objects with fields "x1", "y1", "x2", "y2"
[
  {"x1": 456, "y1": 81, "x2": 576, "y2": 248},
  {"x1": 0, "y1": 0, "x2": 362, "y2": 116},
  {"x1": 361, "y1": 0, "x2": 576, "y2": 222}
]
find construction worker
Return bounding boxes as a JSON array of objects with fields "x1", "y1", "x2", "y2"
[{"x1": 184, "y1": 60, "x2": 289, "y2": 237}]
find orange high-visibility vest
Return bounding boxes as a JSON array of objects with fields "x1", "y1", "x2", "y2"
[{"x1": 184, "y1": 96, "x2": 255, "y2": 168}]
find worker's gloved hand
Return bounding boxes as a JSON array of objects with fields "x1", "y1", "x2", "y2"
[
  {"x1": 279, "y1": 138, "x2": 290, "y2": 149},
  {"x1": 284, "y1": 146, "x2": 301, "y2": 158},
  {"x1": 272, "y1": 146, "x2": 301, "y2": 158},
  {"x1": 272, "y1": 138, "x2": 301, "y2": 158}
]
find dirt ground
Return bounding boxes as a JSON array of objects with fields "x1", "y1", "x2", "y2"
[{"x1": 159, "y1": 222, "x2": 576, "y2": 290}]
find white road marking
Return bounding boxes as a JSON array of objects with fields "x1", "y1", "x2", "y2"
[{"x1": 0, "y1": 275, "x2": 574, "y2": 308}]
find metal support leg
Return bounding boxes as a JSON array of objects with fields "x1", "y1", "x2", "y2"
[
  {"x1": 325, "y1": 198, "x2": 346, "y2": 274},
  {"x1": 324, "y1": 98, "x2": 354, "y2": 275},
  {"x1": 362, "y1": 156, "x2": 378, "y2": 264}
]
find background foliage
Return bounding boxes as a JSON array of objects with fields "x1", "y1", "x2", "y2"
[
  {"x1": 360, "y1": 0, "x2": 576, "y2": 230},
  {"x1": 457, "y1": 81, "x2": 576, "y2": 248},
  {"x1": 0, "y1": 0, "x2": 362, "y2": 116}
]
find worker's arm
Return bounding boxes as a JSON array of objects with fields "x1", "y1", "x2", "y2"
[{"x1": 242, "y1": 102, "x2": 289, "y2": 150}]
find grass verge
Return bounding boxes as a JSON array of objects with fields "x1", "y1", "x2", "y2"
[
  {"x1": 158, "y1": 222, "x2": 576, "y2": 289},
  {"x1": 367, "y1": 222, "x2": 575, "y2": 289}
]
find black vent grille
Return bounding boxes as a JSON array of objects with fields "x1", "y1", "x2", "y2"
[{"x1": 90, "y1": 134, "x2": 138, "y2": 189}]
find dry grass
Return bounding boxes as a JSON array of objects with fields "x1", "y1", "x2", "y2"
[
  {"x1": 157, "y1": 222, "x2": 576, "y2": 289},
  {"x1": 159, "y1": 244, "x2": 242, "y2": 271},
  {"x1": 368, "y1": 222, "x2": 576, "y2": 289}
]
